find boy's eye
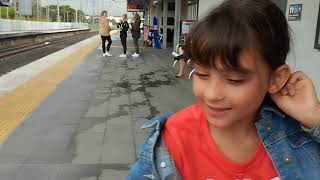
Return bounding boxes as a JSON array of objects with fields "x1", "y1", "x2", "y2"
[
  {"x1": 194, "y1": 72, "x2": 208, "y2": 77},
  {"x1": 227, "y1": 79, "x2": 245, "y2": 84}
]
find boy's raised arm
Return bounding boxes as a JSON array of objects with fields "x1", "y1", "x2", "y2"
[{"x1": 270, "y1": 71, "x2": 319, "y2": 127}]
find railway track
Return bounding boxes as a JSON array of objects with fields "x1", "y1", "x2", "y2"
[
  {"x1": 0, "y1": 32, "x2": 97, "y2": 76},
  {"x1": 0, "y1": 32, "x2": 96, "y2": 60}
]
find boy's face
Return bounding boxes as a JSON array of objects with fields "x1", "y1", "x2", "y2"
[{"x1": 192, "y1": 49, "x2": 272, "y2": 128}]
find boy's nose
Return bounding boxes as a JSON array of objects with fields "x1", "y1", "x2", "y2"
[{"x1": 203, "y1": 81, "x2": 225, "y2": 102}]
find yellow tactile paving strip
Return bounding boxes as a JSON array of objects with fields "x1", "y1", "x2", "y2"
[{"x1": 0, "y1": 38, "x2": 100, "y2": 144}]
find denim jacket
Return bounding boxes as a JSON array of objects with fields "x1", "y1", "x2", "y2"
[{"x1": 127, "y1": 103, "x2": 320, "y2": 180}]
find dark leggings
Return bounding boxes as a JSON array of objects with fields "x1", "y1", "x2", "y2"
[
  {"x1": 101, "y1": 35, "x2": 112, "y2": 53},
  {"x1": 133, "y1": 37, "x2": 139, "y2": 54},
  {"x1": 120, "y1": 35, "x2": 127, "y2": 54}
]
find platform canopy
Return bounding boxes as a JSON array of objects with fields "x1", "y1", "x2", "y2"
[{"x1": 0, "y1": 0, "x2": 10, "y2": 6}]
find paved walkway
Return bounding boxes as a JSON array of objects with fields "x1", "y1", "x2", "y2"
[{"x1": 0, "y1": 34, "x2": 195, "y2": 179}]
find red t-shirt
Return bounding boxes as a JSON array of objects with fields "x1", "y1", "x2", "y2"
[{"x1": 163, "y1": 104, "x2": 279, "y2": 180}]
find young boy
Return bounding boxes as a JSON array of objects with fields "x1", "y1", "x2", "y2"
[{"x1": 128, "y1": 0, "x2": 320, "y2": 179}]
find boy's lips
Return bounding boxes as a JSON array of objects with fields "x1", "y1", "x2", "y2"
[{"x1": 206, "y1": 105, "x2": 232, "y2": 117}]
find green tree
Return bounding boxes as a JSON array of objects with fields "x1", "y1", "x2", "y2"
[
  {"x1": 48, "y1": 5, "x2": 77, "y2": 22},
  {"x1": 8, "y1": 6, "x2": 15, "y2": 18},
  {"x1": 110, "y1": 19, "x2": 117, "y2": 26},
  {"x1": 0, "y1": 6, "x2": 15, "y2": 19},
  {"x1": 48, "y1": 5, "x2": 59, "y2": 22},
  {"x1": 59, "y1": 5, "x2": 75, "y2": 22},
  {"x1": 0, "y1": 7, "x2": 5, "y2": 18},
  {"x1": 1, "y1": 3, "x2": 88, "y2": 22}
]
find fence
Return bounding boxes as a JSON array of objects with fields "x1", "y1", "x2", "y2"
[{"x1": 0, "y1": 19, "x2": 89, "y2": 32}]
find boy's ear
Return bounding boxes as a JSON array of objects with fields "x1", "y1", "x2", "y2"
[{"x1": 268, "y1": 64, "x2": 291, "y2": 93}]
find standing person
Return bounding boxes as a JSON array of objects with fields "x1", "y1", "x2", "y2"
[
  {"x1": 173, "y1": 46, "x2": 189, "y2": 78},
  {"x1": 131, "y1": 13, "x2": 141, "y2": 58},
  {"x1": 128, "y1": 0, "x2": 320, "y2": 179},
  {"x1": 98, "y1": 10, "x2": 112, "y2": 57},
  {"x1": 117, "y1": 14, "x2": 129, "y2": 58}
]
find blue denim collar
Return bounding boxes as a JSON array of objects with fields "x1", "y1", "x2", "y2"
[
  {"x1": 142, "y1": 112, "x2": 174, "y2": 130},
  {"x1": 256, "y1": 98, "x2": 302, "y2": 146},
  {"x1": 259, "y1": 98, "x2": 286, "y2": 119}
]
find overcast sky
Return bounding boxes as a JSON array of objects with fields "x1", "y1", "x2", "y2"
[{"x1": 40, "y1": 0, "x2": 128, "y2": 16}]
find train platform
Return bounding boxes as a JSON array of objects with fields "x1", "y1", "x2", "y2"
[{"x1": 0, "y1": 31, "x2": 195, "y2": 179}]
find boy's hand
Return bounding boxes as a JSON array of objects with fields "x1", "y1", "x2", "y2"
[{"x1": 270, "y1": 71, "x2": 320, "y2": 128}]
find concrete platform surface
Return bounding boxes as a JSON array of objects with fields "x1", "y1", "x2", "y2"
[{"x1": 0, "y1": 32, "x2": 195, "y2": 179}]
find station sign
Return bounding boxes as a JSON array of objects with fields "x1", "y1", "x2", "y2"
[
  {"x1": 181, "y1": 21, "x2": 196, "y2": 35},
  {"x1": 19, "y1": 0, "x2": 32, "y2": 16},
  {"x1": 128, "y1": 4, "x2": 143, "y2": 12},
  {"x1": 288, "y1": 4, "x2": 302, "y2": 21}
]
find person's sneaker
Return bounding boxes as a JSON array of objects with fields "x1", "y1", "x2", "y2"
[
  {"x1": 172, "y1": 52, "x2": 179, "y2": 57},
  {"x1": 102, "y1": 53, "x2": 106, "y2": 57},
  {"x1": 131, "y1": 53, "x2": 140, "y2": 58},
  {"x1": 174, "y1": 55, "x2": 183, "y2": 60},
  {"x1": 105, "y1": 52, "x2": 112, "y2": 57},
  {"x1": 119, "y1": 54, "x2": 127, "y2": 58}
]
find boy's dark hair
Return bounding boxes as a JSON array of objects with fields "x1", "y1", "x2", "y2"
[{"x1": 185, "y1": 0, "x2": 290, "y2": 71}]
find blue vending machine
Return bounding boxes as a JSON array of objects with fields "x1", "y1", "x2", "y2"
[{"x1": 153, "y1": 16, "x2": 161, "y2": 49}]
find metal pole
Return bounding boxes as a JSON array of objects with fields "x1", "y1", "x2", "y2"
[
  {"x1": 173, "y1": 0, "x2": 181, "y2": 51},
  {"x1": 163, "y1": 0, "x2": 168, "y2": 49},
  {"x1": 92, "y1": 0, "x2": 94, "y2": 25},
  {"x1": 97, "y1": 0, "x2": 99, "y2": 17},
  {"x1": 63, "y1": 1, "x2": 66, "y2": 22},
  {"x1": 40, "y1": 0, "x2": 43, "y2": 21},
  {"x1": 57, "y1": 0, "x2": 60, "y2": 22},
  {"x1": 148, "y1": 0, "x2": 151, "y2": 27},
  {"x1": 47, "y1": 5, "x2": 50, "y2": 21},
  {"x1": 80, "y1": 0, "x2": 82, "y2": 23},
  {"x1": 37, "y1": 0, "x2": 39, "y2": 21},
  {"x1": 98, "y1": 0, "x2": 101, "y2": 16},
  {"x1": 6, "y1": 7, "x2": 9, "y2": 18},
  {"x1": 13, "y1": 0, "x2": 16, "y2": 20}
]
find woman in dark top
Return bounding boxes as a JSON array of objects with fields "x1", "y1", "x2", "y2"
[
  {"x1": 131, "y1": 13, "x2": 141, "y2": 58},
  {"x1": 117, "y1": 14, "x2": 129, "y2": 58}
]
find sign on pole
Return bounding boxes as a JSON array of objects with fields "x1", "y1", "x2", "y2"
[{"x1": 19, "y1": 0, "x2": 32, "y2": 16}]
